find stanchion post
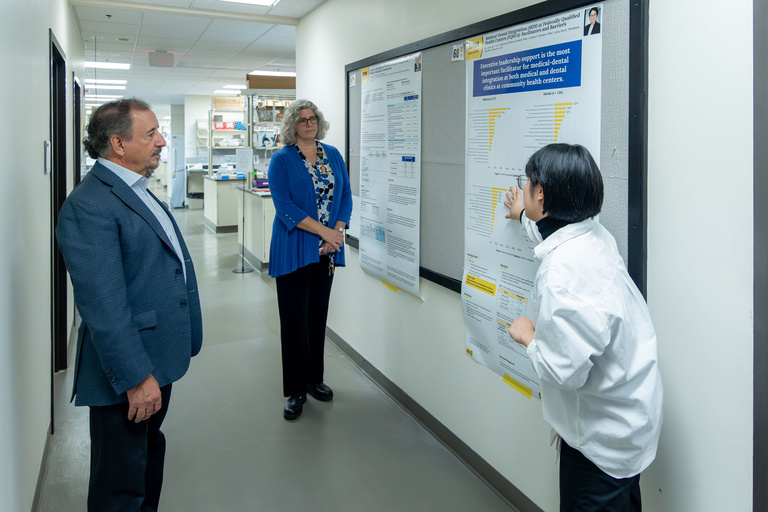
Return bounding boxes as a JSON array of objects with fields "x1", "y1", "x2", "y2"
[{"x1": 233, "y1": 181, "x2": 254, "y2": 274}]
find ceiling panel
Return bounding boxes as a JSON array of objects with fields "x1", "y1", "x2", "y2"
[
  {"x1": 141, "y1": 12, "x2": 213, "y2": 29},
  {"x1": 184, "y1": 48, "x2": 239, "y2": 57},
  {"x1": 135, "y1": 39, "x2": 197, "y2": 51},
  {"x1": 190, "y1": 0, "x2": 271, "y2": 15},
  {"x1": 190, "y1": 39, "x2": 251, "y2": 51},
  {"x1": 77, "y1": 0, "x2": 312, "y2": 107},
  {"x1": 207, "y1": 19, "x2": 274, "y2": 35},
  {"x1": 88, "y1": 41, "x2": 137, "y2": 51},
  {"x1": 198, "y1": 31, "x2": 261, "y2": 44},
  {"x1": 139, "y1": 25, "x2": 206, "y2": 40},
  {"x1": 262, "y1": 24, "x2": 296, "y2": 38},
  {"x1": 111, "y1": 0, "x2": 194, "y2": 8},
  {"x1": 80, "y1": 20, "x2": 139, "y2": 36},
  {"x1": 75, "y1": 6, "x2": 143, "y2": 24}
]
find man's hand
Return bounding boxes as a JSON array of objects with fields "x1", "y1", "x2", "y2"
[
  {"x1": 504, "y1": 185, "x2": 524, "y2": 221},
  {"x1": 126, "y1": 374, "x2": 161, "y2": 423},
  {"x1": 508, "y1": 316, "x2": 535, "y2": 348}
]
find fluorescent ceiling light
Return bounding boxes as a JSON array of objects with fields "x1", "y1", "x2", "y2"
[
  {"x1": 214, "y1": 90, "x2": 240, "y2": 95},
  {"x1": 85, "y1": 94, "x2": 124, "y2": 100},
  {"x1": 86, "y1": 85, "x2": 126, "y2": 90},
  {"x1": 217, "y1": 0, "x2": 279, "y2": 6},
  {"x1": 247, "y1": 70, "x2": 296, "y2": 77},
  {"x1": 163, "y1": 116, "x2": 172, "y2": 120},
  {"x1": 224, "y1": 85, "x2": 247, "y2": 89},
  {"x1": 85, "y1": 79, "x2": 127, "y2": 85},
  {"x1": 85, "y1": 61, "x2": 131, "y2": 70}
]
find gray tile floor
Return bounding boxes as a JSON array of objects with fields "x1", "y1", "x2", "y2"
[{"x1": 39, "y1": 181, "x2": 517, "y2": 512}]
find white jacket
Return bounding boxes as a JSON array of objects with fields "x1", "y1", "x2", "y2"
[{"x1": 525, "y1": 217, "x2": 663, "y2": 478}]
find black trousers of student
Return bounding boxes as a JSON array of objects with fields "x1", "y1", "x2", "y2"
[
  {"x1": 560, "y1": 439, "x2": 642, "y2": 512},
  {"x1": 275, "y1": 258, "x2": 334, "y2": 397},
  {"x1": 87, "y1": 384, "x2": 172, "y2": 512}
]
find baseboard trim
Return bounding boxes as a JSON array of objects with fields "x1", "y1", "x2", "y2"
[
  {"x1": 238, "y1": 244, "x2": 268, "y2": 273},
  {"x1": 326, "y1": 328, "x2": 542, "y2": 512},
  {"x1": 31, "y1": 423, "x2": 53, "y2": 512},
  {"x1": 203, "y1": 218, "x2": 237, "y2": 234}
]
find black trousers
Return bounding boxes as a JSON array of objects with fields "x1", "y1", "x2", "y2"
[
  {"x1": 275, "y1": 258, "x2": 334, "y2": 397},
  {"x1": 560, "y1": 439, "x2": 642, "y2": 512},
  {"x1": 88, "y1": 384, "x2": 172, "y2": 512}
]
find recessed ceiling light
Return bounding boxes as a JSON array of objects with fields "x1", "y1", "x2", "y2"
[
  {"x1": 85, "y1": 79, "x2": 127, "y2": 85},
  {"x1": 85, "y1": 94, "x2": 124, "y2": 100},
  {"x1": 248, "y1": 70, "x2": 296, "y2": 77},
  {"x1": 85, "y1": 61, "x2": 130, "y2": 70},
  {"x1": 217, "y1": 0, "x2": 279, "y2": 6},
  {"x1": 224, "y1": 85, "x2": 247, "y2": 89},
  {"x1": 86, "y1": 85, "x2": 126, "y2": 90},
  {"x1": 214, "y1": 90, "x2": 240, "y2": 95}
]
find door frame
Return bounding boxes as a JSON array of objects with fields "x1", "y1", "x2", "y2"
[{"x1": 49, "y1": 30, "x2": 68, "y2": 433}]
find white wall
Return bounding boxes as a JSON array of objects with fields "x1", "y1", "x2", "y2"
[
  {"x1": 0, "y1": 0, "x2": 84, "y2": 509},
  {"x1": 298, "y1": 1, "x2": 755, "y2": 511},
  {"x1": 644, "y1": 1, "x2": 754, "y2": 510},
  {"x1": 185, "y1": 94, "x2": 213, "y2": 159},
  {"x1": 171, "y1": 104, "x2": 185, "y2": 136}
]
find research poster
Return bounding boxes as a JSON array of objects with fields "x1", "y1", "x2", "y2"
[
  {"x1": 461, "y1": 6, "x2": 603, "y2": 399},
  {"x1": 359, "y1": 53, "x2": 423, "y2": 297}
]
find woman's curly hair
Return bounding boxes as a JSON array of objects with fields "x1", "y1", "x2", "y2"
[{"x1": 279, "y1": 99, "x2": 329, "y2": 146}]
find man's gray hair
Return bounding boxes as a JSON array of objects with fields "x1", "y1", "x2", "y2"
[{"x1": 83, "y1": 98, "x2": 152, "y2": 159}]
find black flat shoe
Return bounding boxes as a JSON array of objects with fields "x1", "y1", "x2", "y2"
[
  {"x1": 283, "y1": 395, "x2": 307, "y2": 420},
  {"x1": 306, "y1": 383, "x2": 334, "y2": 402}
]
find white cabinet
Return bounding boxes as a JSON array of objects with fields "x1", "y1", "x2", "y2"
[
  {"x1": 237, "y1": 188, "x2": 276, "y2": 269},
  {"x1": 203, "y1": 176, "x2": 246, "y2": 233}
]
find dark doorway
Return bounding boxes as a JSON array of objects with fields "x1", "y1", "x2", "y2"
[
  {"x1": 754, "y1": 0, "x2": 768, "y2": 509},
  {"x1": 50, "y1": 31, "x2": 68, "y2": 432},
  {"x1": 73, "y1": 75, "x2": 83, "y2": 187}
]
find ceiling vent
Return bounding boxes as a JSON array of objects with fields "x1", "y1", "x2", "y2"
[{"x1": 148, "y1": 51, "x2": 173, "y2": 67}]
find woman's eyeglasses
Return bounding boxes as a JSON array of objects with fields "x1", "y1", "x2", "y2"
[
  {"x1": 298, "y1": 116, "x2": 318, "y2": 126},
  {"x1": 514, "y1": 174, "x2": 529, "y2": 189}
]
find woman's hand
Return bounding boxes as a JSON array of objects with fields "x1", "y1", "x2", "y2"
[
  {"x1": 321, "y1": 226, "x2": 344, "y2": 251},
  {"x1": 504, "y1": 185, "x2": 524, "y2": 221},
  {"x1": 508, "y1": 316, "x2": 535, "y2": 348},
  {"x1": 319, "y1": 242, "x2": 336, "y2": 255}
]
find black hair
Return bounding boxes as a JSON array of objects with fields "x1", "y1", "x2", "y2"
[
  {"x1": 589, "y1": 7, "x2": 599, "y2": 16},
  {"x1": 83, "y1": 98, "x2": 152, "y2": 159},
  {"x1": 525, "y1": 143, "x2": 603, "y2": 223}
]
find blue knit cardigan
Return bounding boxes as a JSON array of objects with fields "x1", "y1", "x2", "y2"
[{"x1": 267, "y1": 142, "x2": 353, "y2": 278}]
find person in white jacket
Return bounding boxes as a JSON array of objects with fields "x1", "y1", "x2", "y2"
[{"x1": 505, "y1": 143, "x2": 662, "y2": 512}]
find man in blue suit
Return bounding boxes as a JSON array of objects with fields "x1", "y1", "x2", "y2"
[{"x1": 56, "y1": 98, "x2": 203, "y2": 511}]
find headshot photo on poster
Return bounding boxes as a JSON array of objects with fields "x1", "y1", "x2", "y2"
[{"x1": 584, "y1": 6, "x2": 601, "y2": 36}]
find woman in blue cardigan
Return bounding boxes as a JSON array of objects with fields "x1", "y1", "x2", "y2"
[{"x1": 268, "y1": 99, "x2": 353, "y2": 420}]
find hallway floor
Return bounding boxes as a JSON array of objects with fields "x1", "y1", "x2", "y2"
[{"x1": 39, "y1": 180, "x2": 517, "y2": 512}]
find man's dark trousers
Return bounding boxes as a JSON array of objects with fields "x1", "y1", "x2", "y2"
[{"x1": 87, "y1": 385, "x2": 172, "y2": 512}]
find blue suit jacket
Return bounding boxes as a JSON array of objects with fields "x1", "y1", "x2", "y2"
[{"x1": 56, "y1": 162, "x2": 203, "y2": 406}]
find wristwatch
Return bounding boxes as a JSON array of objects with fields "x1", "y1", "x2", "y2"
[{"x1": 338, "y1": 227, "x2": 345, "y2": 233}]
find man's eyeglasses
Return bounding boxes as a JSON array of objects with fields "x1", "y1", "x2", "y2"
[
  {"x1": 515, "y1": 174, "x2": 529, "y2": 189},
  {"x1": 298, "y1": 116, "x2": 318, "y2": 126}
]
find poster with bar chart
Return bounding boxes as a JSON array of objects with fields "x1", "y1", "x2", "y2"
[
  {"x1": 461, "y1": 5, "x2": 603, "y2": 398},
  {"x1": 359, "y1": 53, "x2": 423, "y2": 297}
]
